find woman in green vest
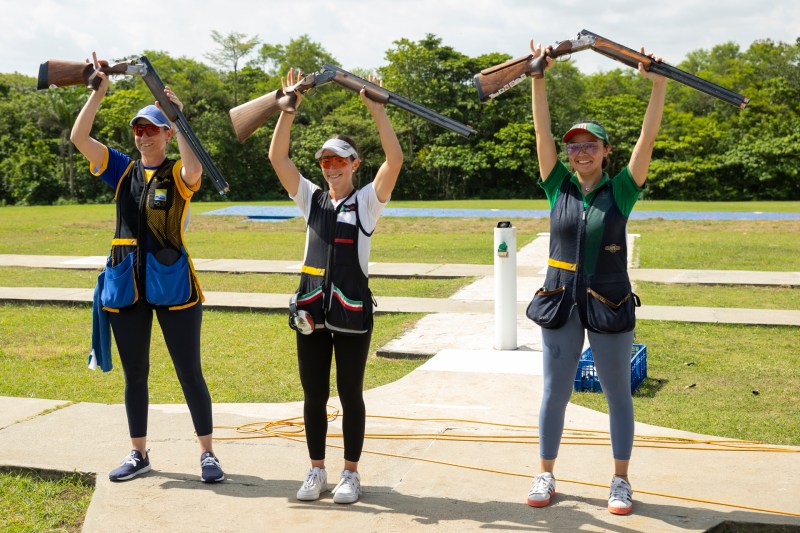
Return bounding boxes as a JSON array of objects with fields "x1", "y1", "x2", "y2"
[{"x1": 524, "y1": 38, "x2": 666, "y2": 515}]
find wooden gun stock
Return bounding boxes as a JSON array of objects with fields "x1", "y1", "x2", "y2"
[
  {"x1": 229, "y1": 89, "x2": 300, "y2": 143},
  {"x1": 37, "y1": 59, "x2": 130, "y2": 90},
  {"x1": 473, "y1": 40, "x2": 587, "y2": 102},
  {"x1": 229, "y1": 73, "x2": 328, "y2": 143}
]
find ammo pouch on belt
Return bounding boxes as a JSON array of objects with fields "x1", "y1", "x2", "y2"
[
  {"x1": 526, "y1": 285, "x2": 572, "y2": 329},
  {"x1": 100, "y1": 251, "x2": 138, "y2": 310},
  {"x1": 145, "y1": 247, "x2": 192, "y2": 307},
  {"x1": 586, "y1": 287, "x2": 640, "y2": 334},
  {"x1": 324, "y1": 284, "x2": 374, "y2": 336}
]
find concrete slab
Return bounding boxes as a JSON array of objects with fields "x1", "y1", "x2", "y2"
[{"x1": 0, "y1": 396, "x2": 71, "y2": 429}]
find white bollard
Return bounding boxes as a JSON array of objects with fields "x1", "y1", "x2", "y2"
[{"x1": 494, "y1": 221, "x2": 517, "y2": 350}]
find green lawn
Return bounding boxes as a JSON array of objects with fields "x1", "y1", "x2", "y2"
[{"x1": 0, "y1": 469, "x2": 93, "y2": 533}]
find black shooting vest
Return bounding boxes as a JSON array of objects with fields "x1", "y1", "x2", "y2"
[
  {"x1": 110, "y1": 158, "x2": 202, "y2": 310},
  {"x1": 544, "y1": 175, "x2": 632, "y2": 331},
  {"x1": 295, "y1": 188, "x2": 374, "y2": 335}
]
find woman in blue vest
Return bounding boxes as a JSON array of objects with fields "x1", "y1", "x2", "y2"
[
  {"x1": 269, "y1": 68, "x2": 403, "y2": 504},
  {"x1": 524, "y1": 39, "x2": 666, "y2": 515},
  {"x1": 70, "y1": 53, "x2": 224, "y2": 484}
]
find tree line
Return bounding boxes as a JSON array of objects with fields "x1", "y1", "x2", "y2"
[{"x1": 0, "y1": 32, "x2": 798, "y2": 205}]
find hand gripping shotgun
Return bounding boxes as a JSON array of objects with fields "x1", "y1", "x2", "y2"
[
  {"x1": 474, "y1": 29, "x2": 749, "y2": 109},
  {"x1": 38, "y1": 56, "x2": 230, "y2": 195},
  {"x1": 229, "y1": 63, "x2": 477, "y2": 143}
]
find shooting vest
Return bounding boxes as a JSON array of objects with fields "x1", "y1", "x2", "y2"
[
  {"x1": 533, "y1": 175, "x2": 637, "y2": 333},
  {"x1": 294, "y1": 188, "x2": 374, "y2": 335},
  {"x1": 105, "y1": 158, "x2": 202, "y2": 311}
]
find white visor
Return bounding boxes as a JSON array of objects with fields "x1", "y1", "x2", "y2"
[{"x1": 314, "y1": 138, "x2": 358, "y2": 159}]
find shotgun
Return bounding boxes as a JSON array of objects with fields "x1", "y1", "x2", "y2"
[
  {"x1": 229, "y1": 63, "x2": 476, "y2": 143},
  {"x1": 474, "y1": 29, "x2": 750, "y2": 109},
  {"x1": 37, "y1": 56, "x2": 231, "y2": 195}
]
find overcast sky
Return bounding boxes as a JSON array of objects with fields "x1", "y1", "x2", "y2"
[{"x1": 3, "y1": 0, "x2": 798, "y2": 79}]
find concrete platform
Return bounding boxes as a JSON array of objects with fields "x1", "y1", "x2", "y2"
[{"x1": 2, "y1": 361, "x2": 799, "y2": 532}]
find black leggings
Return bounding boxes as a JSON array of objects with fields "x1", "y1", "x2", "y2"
[
  {"x1": 297, "y1": 329, "x2": 372, "y2": 463},
  {"x1": 108, "y1": 301, "x2": 212, "y2": 438}
]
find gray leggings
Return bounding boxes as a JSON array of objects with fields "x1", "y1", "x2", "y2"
[{"x1": 539, "y1": 306, "x2": 635, "y2": 461}]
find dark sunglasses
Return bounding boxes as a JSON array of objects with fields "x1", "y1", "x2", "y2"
[
  {"x1": 132, "y1": 124, "x2": 165, "y2": 137},
  {"x1": 565, "y1": 141, "x2": 601, "y2": 156}
]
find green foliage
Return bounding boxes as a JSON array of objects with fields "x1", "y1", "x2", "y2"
[{"x1": 1, "y1": 33, "x2": 798, "y2": 204}]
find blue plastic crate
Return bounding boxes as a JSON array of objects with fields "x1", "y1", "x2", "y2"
[{"x1": 573, "y1": 343, "x2": 647, "y2": 393}]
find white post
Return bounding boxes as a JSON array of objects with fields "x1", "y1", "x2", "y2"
[{"x1": 494, "y1": 221, "x2": 517, "y2": 350}]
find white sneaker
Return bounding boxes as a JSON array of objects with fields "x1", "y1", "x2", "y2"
[
  {"x1": 608, "y1": 476, "x2": 633, "y2": 515},
  {"x1": 296, "y1": 467, "x2": 328, "y2": 501},
  {"x1": 527, "y1": 472, "x2": 556, "y2": 507},
  {"x1": 332, "y1": 470, "x2": 362, "y2": 504}
]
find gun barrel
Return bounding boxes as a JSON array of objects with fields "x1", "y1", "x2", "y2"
[
  {"x1": 580, "y1": 29, "x2": 749, "y2": 109},
  {"x1": 137, "y1": 56, "x2": 231, "y2": 195},
  {"x1": 323, "y1": 64, "x2": 475, "y2": 137}
]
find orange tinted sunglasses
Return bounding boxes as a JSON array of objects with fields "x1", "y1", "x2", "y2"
[
  {"x1": 319, "y1": 155, "x2": 352, "y2": 169},
  {"x1": 132, "y1": 124, "x2": 164, "y2": 137}
]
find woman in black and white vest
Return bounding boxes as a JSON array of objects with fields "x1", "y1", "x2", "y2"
[{"x1": 268, "y1": 68, "x2": 403, "y2": 504}]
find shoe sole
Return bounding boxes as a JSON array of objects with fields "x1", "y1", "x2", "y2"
[
  {"x1": 297, "y1": 488, "x2": 329, "y2": 501},
  {"x1": 109, "y1": 464, "x2": 152, "y2": 482},
  {"x1": 527, "y1": 490, "x2": 555, "y2": 507},
  {"x1": 201, "y1": 474, "x2": 225, "y2": 483},
  {"x1": 333, "y1": 493, "x2": 360, "y2": 504},
  {"x1": 608, "y1": 504, "x2": 633, "y2": 515}
]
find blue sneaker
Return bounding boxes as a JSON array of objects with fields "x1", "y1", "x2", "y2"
[
  {"x1": 109, "y1": 449, "x2": 151, "y2": 482},
  {"x1": 200, "y1": 451, "x2": 225, "y2": 483}
]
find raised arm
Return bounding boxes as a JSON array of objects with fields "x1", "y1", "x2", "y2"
[
  {"x1": 628, "y1": 48, "x2": 667, "y2": 187},
  {"x1": 363, "y1": 77, "x2": 403, "y2": 203},
  {"x1": 530, "y1": 39, "x2": 558, "y2": 180},
  {"x1": 70, "y1": 52, "x2": 108, "y2": 169},
  {"x1": 268, "y1": 68, "x2": 303, "y2": 197},
  {"x1": 158, "y1": 86, "x2": 202, "y2": 189}
]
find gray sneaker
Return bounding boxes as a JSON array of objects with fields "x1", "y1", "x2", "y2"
[
  {"x1": 332, "y1": 469, "x2": 362, "y2": 504},
  {"x1": 296, "y1": 467, "x2": 328, "y2": 501}
]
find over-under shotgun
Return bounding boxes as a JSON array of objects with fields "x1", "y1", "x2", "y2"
[
  {"x1": 229, "y1": 63, "x2": 476, "y2": 143},
  {"x1": 38, "y1": 56, "x2": 230, "y2": 195},
  {"x1": 474, "y1": 29, "x2": 749, "y2": 109}
]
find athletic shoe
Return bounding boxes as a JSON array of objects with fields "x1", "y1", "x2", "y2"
[
  {"x1": 608, "y1": 476, "x2": 634, "y2": 515},
  {"x1": 200, "y1": 451, "x2": 225, "y2": 483},
  {"x1": 296, "y1": 467, "x2": 328, "y2": 501},
  {"x1": 527, "y1": 472, "x2": 556, "y2": 507},
  {"x1": 332, "y1": 469, "x2": 362, "y2": 504},
  {"x1": 109, "y1": 449, "x2": 151, "y2": 482}
]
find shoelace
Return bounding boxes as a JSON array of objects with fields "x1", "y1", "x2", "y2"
[
  {"x1": 530, "y1": 475, "x2": 553, "y2": 496},
  {"x1": 610, "y1": 480, "x2": 632, "y2": 502},
  {"x1": 201, "y1": 455, "x2": 220, "y2": 469},
  {"x1": 301, "y1": 470, "x2": 320, "y2": 488},
  {"x1": 334, "y1": 472, "x2": 359, "y2": 494},
  {"x1": 121, "y1": 453, "x2": 141, "y2": 467}
]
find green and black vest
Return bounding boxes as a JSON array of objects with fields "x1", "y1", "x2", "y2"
[{"x1": 544, "y1": 176, "x2": 633, "y2": 330}]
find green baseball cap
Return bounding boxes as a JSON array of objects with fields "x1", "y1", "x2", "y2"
[{"x1": 562, "y1": 121, "x2": 610, "y2": 144}]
